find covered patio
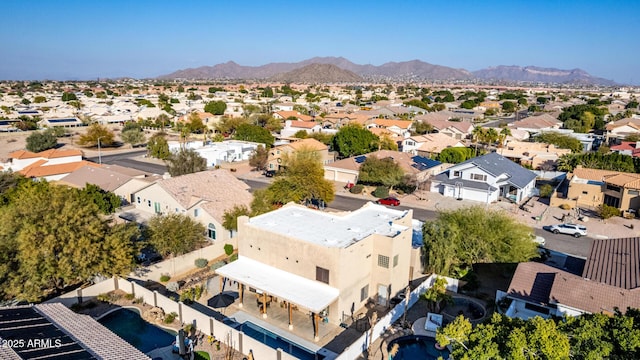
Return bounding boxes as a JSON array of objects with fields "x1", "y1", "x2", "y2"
[{"x1": 215, "y1": 257, "x2": 340, "y2": 341}]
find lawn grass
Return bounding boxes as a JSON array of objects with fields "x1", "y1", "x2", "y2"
[{"x1": 194, "y1": 351, "x2": 210, "y2": 360}]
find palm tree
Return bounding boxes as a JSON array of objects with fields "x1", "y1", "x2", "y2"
[
  {"x1": 472, "y1": 126, "x2": 485, "y2": 155},
  {"x1": 486, "y1": 128, "x2": 499, "y2": 152},
  {"x1": 499, "y1": 127, "x2": 512, "y2": 150}
]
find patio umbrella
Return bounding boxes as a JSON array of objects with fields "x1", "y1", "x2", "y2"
[{"x1": 208, "y1": 293, "x2": 235, "y2": 308}]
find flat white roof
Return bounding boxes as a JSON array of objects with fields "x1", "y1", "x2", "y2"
[
  {"x1": 216, "y1": 257, "x2": 339, "y2": 313},
  {"x1": 249, "y1": 202, "x2": 409, "y2": 248}
]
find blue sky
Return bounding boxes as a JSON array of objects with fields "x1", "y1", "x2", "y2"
[{"x1": 1, "y1": 0, "x2": 638, "y2": 84}]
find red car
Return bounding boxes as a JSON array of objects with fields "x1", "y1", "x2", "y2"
[{"x1": 377, "y1": 197, "x2": 400, "y2": 206}]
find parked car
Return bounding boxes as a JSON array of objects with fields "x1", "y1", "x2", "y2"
[
  {"x1": 549, "y1": 223, "x2": 587, "y2": 237},
  {"x1": 377, "y1": 197, "x2": 400, "y2": 206},
  {"x1": 264, "y1": 170, "x2": 276, "y2": 177}
]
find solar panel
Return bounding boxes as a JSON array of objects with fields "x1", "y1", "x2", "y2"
[
  {"x1": 411, "y1": 156, "x2": 441, "y2": 171},
  {"x1": 48, "y1": 118, "x2": 78, "y2": 123},
  {"x1": 0, "y1": 307, "x2": 97, "y2": 360},
  {"x1": 354, "y1": 155, "x2": 367, "y2": 164}
]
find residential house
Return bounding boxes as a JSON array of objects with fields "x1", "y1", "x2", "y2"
[
  {"x1": 554, "y1": 166, "x2": 640, "y2": 212},
  {"x1": 131, "y1": 170, "x2": 253, "y2": 251},
  {"x1": 273, "y1": 111, "x2": 313, "y2": 122},
  {"x1": 499, "y1": 140, "x2": 571, "y2": 169},
  {"x1": 216, "y1": 202, "x2": 417, "y2": 339},
  {"x1": 605, "y1": 117, "x2": 640, "y2": 139},
  {"x1": 414, "y1": 112, "x2": 474, "y2": 140},
  {"x1": 4, "y1": 148, "x2": 102, "y2": 181},
  {"x1": 508, "y1": 113, "x2": 562, "y2": 134},
  {"x1": 167, "y1": 140, "x2": 260, "y2": 167},
  {"x1": 324, "y1": 150, "x2": 442, "y2": 185},
  {"x1": 58, "y1": 164, "x2": 160, "y2": 204},
  {"x1": 503, "y1": 237, "x2": 640, "y2": 320},
  {"x1": 401, "y1": 133, "x2": 466, "y2": 157},
  {"x1": 38, "y1": 117, "x2": 84, "y2": 128},
  {"x1": 368, "y1": 119, "x2": 413, "y2": 138},
  {"x1": 610, "y1": 141, "x2": 640, "y2": 157},
  {"x1": 280, "y1": 120, "x2": 322, "y2": 138},
  {"x1": 266, "y1": 138, "x2": 332, "y2": 172},
  {"x1": 430, "y1": 152, "x2": 537, "y2": 204}
]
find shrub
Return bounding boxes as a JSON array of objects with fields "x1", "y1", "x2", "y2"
[
  {"x1": 559, "y1": 203, "x2": 571, "y2": 210},
  {"x1": 166, "y1": 281, "x2": 180, "y2": 292},
  {"x1": 194, "y1": 258, "x2": 208, "y2": 268},
  {"x1": 194, "y1": 285, "x2": 203, "y2": 300},
  {"x1": 160, "y1": 274, "x2": 171, "y2": 283},
  {"x1": 210, "y1": 261, "x2": 226, "y2": 272},
  {"x1": 395, "y1": 182, "x2": 416, "y2": 195},
  {"x1": 164, "y1": 312, "x2": 177, "y2": 324},
  {"x1": 539, "y1": 184, "x2": 553, "y2": 198},
  {"x1": 350, "y1": 184, "x2": 364, "y2": 194},
  {"x1": 96, "y1": 293, "x2": 110, "y2": 302},
  {"x1": 134, "y1": 297, "x2": 144, "y2": 304},
  {"x1": 180, "y1": 289, "x2": 194, "y2": 304},
  {"x1": 228, "y1": 253, "x2": 238, "y2": 262},
  {"x1": 599, "y1": 204, "x2": 620, "y2": 219},
  {"x1": 224, "y1": 244, "x2": 234, "y2": 256},
  {"x1": 372, "y1": 186, "x2": 389, "y2": 198},
  {"x1": 124, "y1": 293, "x2": 135, "y2": 301}
]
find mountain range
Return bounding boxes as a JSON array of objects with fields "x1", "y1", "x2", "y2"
[{"x1": 158, "y1": 57, "x2": 616, "y2": 85}]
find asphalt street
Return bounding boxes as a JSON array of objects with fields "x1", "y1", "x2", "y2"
[{"x1": 85, "y1": 149, "x2": 590, "y2": 259}]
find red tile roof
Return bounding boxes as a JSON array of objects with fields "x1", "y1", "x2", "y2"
[
  {"x1": 9, "y1": 148, "x2": 83, "y2": 160},
  {"x1": 19, "y1": 160, "x2": 101, "y2": 178}
]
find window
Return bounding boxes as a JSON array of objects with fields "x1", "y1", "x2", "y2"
[
  {"x1": 194, "y1": 208, "x2": 199, "y2": 217},
  {"x1": 582, "y1": 191, "x2": 588, "y2": 195},
  {"x1": 629, "y1": 190, "x2": 639, "y2": 196},
  {"x1": 207, "y1": 223, "x2": 216, "y2": 240},
  {"x1": 606, "y1": 184, "x2": 621, "y2": 192},
  {"x1": 471, "y1": 173, "x2": 487, "y2": 181},
  {"x1": 360, "y1": 285, "x2": 369, "y2": 302},
  {"x1": 453, "y1": 171, "x2": 460, "y2": 177},
  {"x1": 316, "y1": 266, "x2": 329, "y2": 284},
  {"x1": 378, "y1": 255, "x2": 390, "y2": 268},
  {"x1": 393, "y1": 254, "x2": 399, "y2": 268}
]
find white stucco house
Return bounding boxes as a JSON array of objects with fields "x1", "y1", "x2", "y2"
[{"x1": 430, "y1": 152, "x2": 537, "y2": 204}]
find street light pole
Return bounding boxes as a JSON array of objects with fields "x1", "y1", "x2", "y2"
[{"x1": 98, "y1": 137, "x2": 103, "y2": 165}]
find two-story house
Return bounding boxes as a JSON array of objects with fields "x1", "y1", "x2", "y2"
[
  {"x1": 430, "y1": 152, "x2": 537, "y2": 204},
  {"x1": 216, "y1": 202, "x2": 416, "y2": 340},
  {"x1": 401, "y1": 133, "x2": 466, "y2": 157},
  {"x1": 266, "y1": 138, "x2": 332, "y2": 172}
]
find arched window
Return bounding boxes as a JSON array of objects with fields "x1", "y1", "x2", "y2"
[{"x1": 208, "y1": 223, "x2": 216, "y2": 240}]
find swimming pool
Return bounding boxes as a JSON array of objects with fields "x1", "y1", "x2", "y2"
[
  {"x1": 240, "y1": 321, "x2": 323, "y2": 360},
  {"x1": 98, "y1": 308, "x2": 176, "y2": 353},
  {"x1": 387, "y1": 335, "x2": 450, "y2": 360}
]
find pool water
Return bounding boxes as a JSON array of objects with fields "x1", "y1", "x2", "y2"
[
  {"x1": 388, "y1": 335, "x2": 450, "y2": 360},
  {"x1": 240, "y1": 321, "x2": 323, "y2": 360},
  {"x1": 98, "y1": 308, "x2": 176, "y2": 353}
]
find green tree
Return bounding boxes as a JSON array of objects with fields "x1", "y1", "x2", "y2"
[
  {"x1": 120, "y1": 129, "x2": 146, "y2": 148},
  {"x1": 215, "y1": 116, "x2": 250, "y2": 136},
  {"x1": 332, "y1": 124, "x2": 379, "y2": 158},
  {"x1": 204, "y1": 100, "x2": 227, "y2": 115},
  {"x1": 0, "y1": 182, "x2": 139, "y2": 301},
  {"x1": 502, "y1": 101, "x2": 516, "y2": 113},
  {"x1": 234, "y1": 123, "x2": 274, "y2": 147},
  {"x1": 293, "y1": 130, "x2": 308, "y2": 139},
  {"x1": 79, "y1": 184, "x2": 121, "y2": 214},
  {"x1": 626, "y1": 100, "x2": 639, "y2": 109},
  {"x1": 379, "y1": 134, "x2": 398, "y2": 151},
  {"x1": 166, "y1": 149, "x2": 207, "y2": 176},
  {"x1": 423, "y1": 276, "x2": 452, "y2": 313},
  {"x1": 358, "y1": 156, "x2": 404, "y2": 188},
  {"x1": 61, "y1": 92, "x2": 77, "y2": 101},
  {"x1": 261, "y1": 87, "x2": 274, "y2": 97},
  {"x1": 147, "y1": 132, "x2": 170, "y2": 159},
  {"x1": 437, "y1": 147, "x2": 474, "y2": 163},
  {"x1": 414, "y1": 121, "x2": 433, "y2": 135},
  {"x1": 534, "y1": 132, "x2": 583, "y2": 153},
  {"x1": 423, "y1": 206, "x2": 539, "y2": 276},
  {"x1": 33, "y1": 96, "x2": 46, "y2": 103},
  {"x1": 26, "y1": 130, "x2": 57, "y2": 153},
  {"x1": 77, "y1": 123, "x2": 115, "y2": 147},
  {"x1": 249, "y1": 145, "x2": 268, "y2": 171},
  {"x1": 222, "y1": 205, "x2": 250, "y2": 232},
  {"x1": 147, "y1": 213, "x2": 205, "y2": 258},
  {"x1": 264, "y1": 148, "x2": 335, "y2": 206},
  {"x1": 186, "y1": 112, "x2": 206, "y2": 134}
]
